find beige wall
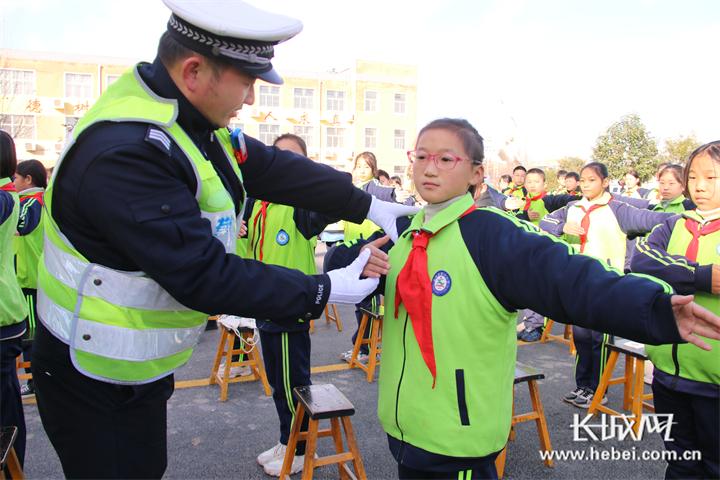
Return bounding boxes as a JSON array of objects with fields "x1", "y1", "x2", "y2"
[{"x1": 1, "y1": 50, "x2": 417, "y2": 174}]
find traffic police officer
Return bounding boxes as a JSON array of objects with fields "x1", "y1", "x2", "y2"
[{"x1": 31, "y1": 1, "x2": 412, "y2": 477}]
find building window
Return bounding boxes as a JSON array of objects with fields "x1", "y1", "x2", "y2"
[
  {"x1": 364, "y1": 128, "x2": 377, "y2": 149},
  {"x1": 293, "y1": 88, "x2": 314, "y2": 109},
  {"x1": 106, "y1": 75, "x2": 121, "y2": 87},
  {"x1": 65, "y1": 73, "x2": 92, "y2": 98},
  {"x1": 326, "y1": 90, "x2": 344, "y2": 111},
  {"x1": 394, "y1": 129, "x2": 405, "y2": 149},
  {"x1": 258, "y1": 124, "x2": 280, "y2": 145},
  {"x1": 259, "y1": 85, "x2": 280, "y2": 107},
  {"x1": 364, "y1": 91, "x2": 377, "y2": 111},
  {"x1": 394, "y1": 93, "x2": 406, "y2": 114},
  {"x1": 326, "y1": 127, "x2": 345, "y2": 149},
  {"x1": 0, "y1": 114, "x2": 35, "y2": 139},
  {"x1": 293, "y1": 125, "x2": 314, "y2": 149},
  {"x1": 0, "y1": 69, "x2": 36, "y2": 95}
]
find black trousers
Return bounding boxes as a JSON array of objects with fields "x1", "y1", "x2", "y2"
[
  {"x1": 0, "y1": 336, "x2": 25, "y2": 467},
  {"x1": 572, "y1": 326, "x2": 610, "y2": 391},
  {"x1": 21, "y1": 288, "x2": 37, "y2": 383},
  {"x1": 398, "y1": 461, "x2": 498, "y2": 479},
  {"x1": 652, "y1": 379, "x2": 719, "y2": 479},
  {"x1": 32, "y1": 323, "x2": 174, "y2": 479},
  {"x1": 259, "y1": 329, "x2": 311, "y2": 455}
]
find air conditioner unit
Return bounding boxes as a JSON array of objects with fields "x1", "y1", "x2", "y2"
[
  {"x1": 24, "y1": 142, "x2": 37, "y2": 151},
  {"x1": 53, "y1": 98, "x2": 66, "y2": 110}
]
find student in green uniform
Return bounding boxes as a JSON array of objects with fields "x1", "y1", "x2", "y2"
[
  {"x1": 0, "y1": 130, "x2": 29, "y2": 466},
  {"x1": 652, "y1": 164, "x2": 693, "y2": 213},
  {"x1": 326, "y1": 119, "x2": 720, "y2": 479},
  {"x1": 631, "y1": 141, "x2": 720, "y2": 479},
  {"x1": 502, "y1": 165, "x2": 526, "y2": 198},
  {"x1": 13, "y1": 159, "x2": 47, "y2": 395}
]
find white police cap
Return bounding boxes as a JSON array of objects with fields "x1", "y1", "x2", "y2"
[{"x1": 162, "y1": 0, "x2": 303, "y2": 84}]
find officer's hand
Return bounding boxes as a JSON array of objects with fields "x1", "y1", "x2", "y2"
[
  {"x1": 327, "y1": 249, "x2": 380, "y2": 304},
  {"x1": 366, "y1": 197, "x2": 419, "y2": 242},
  {"x1": 504, "y1": 197, "x2": 524, "y2": 210},
  {"x1": 360, "y1": 235, "x2": 390, "y2": 278},
  {"x1": 671, "y1": 294, "x2": 720, "y2": 350}
]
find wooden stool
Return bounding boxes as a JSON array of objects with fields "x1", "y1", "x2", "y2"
[
  {"x1": 310, "y1": 304, "x2": 343, "y2": 334},
  {"x1": 540, "y1": 319, "x2": 576, "y2": 355},
  {"x1": 14, "y1": 357, "x2": 31, "y2": 383},
  {"x1": 209, "y1": 324, "x2": 271, "y2": 401},
  {"x1": 349, "y1": 308, "x2": 382, "y2": 383},
  {"x1": 495, "y1": 363, "x2": 553, "y2": 479},
  {"x1": 0, "y1": 426, "x2": 24, "y2": 479},
  {"x1": 280, "y1": 384, "x2": 366, "y2": 480},
  {"x1": 588, "y1": 338, "x2": 654, "y2": 434}
]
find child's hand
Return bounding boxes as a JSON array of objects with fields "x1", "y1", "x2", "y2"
[
  {"x1": 563, "y1": 223, "x2": 585, "y2": 236},
  {"x1": 671, "y1": 294, "x2": 720, "y2": 350},
  {"x1": 360, "y1": 235, "x2": 390, "y2": 278},
  {"x1": 238, "y1": 220, "x2": 247, "y2": 237},
  {"x1": 528, "y1": 210, "x2": 541, "y2": 221}
]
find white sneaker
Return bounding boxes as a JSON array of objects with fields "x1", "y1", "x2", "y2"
[
  {"x1": 257, "y1": 442, "x2": 286, "y2": 466},
  {"x1": 263, "y1": 454, "x2": 305, "y2": 477},
  {"x1": 340, "y1": 349, "x2": 369, "y2": 363},
  {"x1": 219, "y1": 362, "x2": 251, "y2": 378}
]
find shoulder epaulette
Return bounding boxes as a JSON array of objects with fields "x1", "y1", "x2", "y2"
[{"x1": 145, "y1": 127, "x2": 172, "y2": 155}]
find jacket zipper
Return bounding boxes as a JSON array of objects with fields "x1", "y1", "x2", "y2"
[
  {"x1": 671, "y1": 344, "x2": 680, "y2": 389},
  {"x1": 394, "y1": 313, "x2": 409, "y2": 462}
]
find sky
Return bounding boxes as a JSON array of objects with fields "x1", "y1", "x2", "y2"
[{"x1": 1, "y1": 0, "x2": 718, "y2": 164}]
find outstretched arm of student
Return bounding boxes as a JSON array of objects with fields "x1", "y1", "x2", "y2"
[
  {"x1": 613, "y1": 201, "x2": 673, "y2": 236},
  {"x1": 631, "y1": 217, "x2": 713, "y2": 295},
  {"x1": 465, "y1": 209, "x2": 718, "y2": 347},
  {"x1": 538, "y1": 206, "x2": 568, "y2": 236}
]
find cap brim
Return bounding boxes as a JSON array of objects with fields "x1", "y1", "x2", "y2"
[{"x1": 255, "y1": 67, "x2": 283, "y2": 85}]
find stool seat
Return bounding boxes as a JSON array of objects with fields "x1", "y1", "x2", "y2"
[
  {"x1": 0, "y1": 426, "x2": 24, "y2": 479},
  {"x1": 607, "y1": 338, "x2": 648, "y2": 359},
  {"x1": 294, "y1": 385, "x2": 355, "y2": 420},
  {"x1": 514, "y1": 364, "x2": 545, "y2": 384}
]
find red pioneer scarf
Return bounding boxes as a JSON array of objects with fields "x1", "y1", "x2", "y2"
[
  {"x1": 523, "y1": 192, "x2": 546, "y2": 212},
  {"x1": 394, "y1": 205, "x2": 476, "y2": 388},
  {"x1": 684, "y1": 218, "x2": 720, "y2": 262},
  {"x1": 1, "y1": 181, "x2": 16, "y2": 192},
  {"x1": 250, "y1": 201, "x2": 270, "y2": 261},
  {"x1": 577, "y1": 201, "x2": 609, "y2": 253}
]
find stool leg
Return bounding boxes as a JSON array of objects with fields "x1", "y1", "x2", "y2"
[
  {"x1": 631, "y1": 359, "x2": 645, "y2": 435},
  {"x1": 309, "y1": 319, "x2": 315, "y2": 334},
  {"x1": 341, "y1": 416, "x2": 367, "y2": 480},
  {"x1": 333, "y1": 304, "x2": 343, "y2": 332},
  {"x1": 588, "y1": 351, "x2": 619, "y2": 415},
  {"x1": 7, "y1": 446, "x2": 24, "y2": 479},
  {"x1": 365, "y1": 318, "x2": 381, "y2": 383},
  {"x1": 210, "y1": 327, "x2": 227, "y2": 385},
  {"x1": 495, "y1": 445, "x2": 507, "y2": 479},
  {"x1": 350, "y1": 314, "x2": 369, "y2": 369},
  {"x1": 528, "y1": 380, "x2": 553, "y2": 467},
  {"x1": 330, "y1": 417, "x2": 349, "y2": 480},
  {"x1": 301, "y1": 419, "x2": 320, "y2": 480},
  {"x1": 620, "y1": 356, "x2": 634, "y2": 410},
  {"x1": 220, "y1": 331, "x2": 234, "y2": 401},
  {"x1": 508, "y1": 390, "x2": 516, "y2": 442},
  {"x1": 540, "y1": 320, "x2": 553, "y2": 343},
  {"x1": 247, "y1": 332, "x2": 272, "y2": 396},
  {"x1": 281, "y1": 405, "x2": 305, "y2": 479}
]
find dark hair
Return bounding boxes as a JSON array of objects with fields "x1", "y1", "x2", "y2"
[
  {"x1": 0, "y1": 130, "x2": 17, "y2": 178},
  {"x1": 273, "y1": 133, "x2": 308, "y2": 156},
  {"x1": 512, "y1": 165, "x2": 527, "y2": 173},
  {"x1": 157, "y1": 31, "x2": 231, "y2": 77},
  {"x1": 565, "y1": 171, "x2": 580, "y2": 182},
  {"x1": 581, "y1": 162, "x2": 609, "y2": 180},
  {"x1": 625, "y1": 168, "x2": 641, "y2": 180},
  {"x1": 526, "y1": 168, "x2": 545, "y2": 181},
  {"x1": 377, "y1": 169, "x2": 390, "y2": 180},
  {"x1": 683, "y1": 140, "x2": 720, "y2": 197},
  {"x1": 353, "y1": 151, "x2": 378, "y2": 178},
  {"x1": 655, "y1": 162, "x2": 670, "y2": 175},
  {"x1": 557, "y1": 169, "x2": 568, "y2": 177},
  {"x1": 500, "y1": 174, "x2": 512, "y2": 183},
  {"x1": 417, "y1": 118, "x2": 484, "y2": 165},
  {"x1": 390, "y1": 175, "x2": 402, "y2": 187},
  {"x1": 15, "y1": 159, "x2": 47, "y2": 189}
]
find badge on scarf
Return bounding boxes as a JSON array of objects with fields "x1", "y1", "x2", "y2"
[
  {"x1": 276, "y1": 229, "x2": 290, "y2": 246},
  {"x1": 431, "y1": 270, "x2": 451, "y2": 296}
]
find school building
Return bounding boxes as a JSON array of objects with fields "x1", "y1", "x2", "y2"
[{"x1": 0, "y1": 49, "x2": 418, "y2": 174}]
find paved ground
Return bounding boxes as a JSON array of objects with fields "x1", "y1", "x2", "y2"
[{"x1": 21, "y1": 248, "x2": 670, "y2": 479}]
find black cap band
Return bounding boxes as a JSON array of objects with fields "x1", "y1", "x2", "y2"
[{"x1": 167, "y1": 14, "x2": 276, "y2": 76}]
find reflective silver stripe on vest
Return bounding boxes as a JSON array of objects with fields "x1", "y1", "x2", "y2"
[
  {"x1": 37, "y1": 292, "x2": 204, "y2": 361},
  {"x1": 43, "y1": 238, "x2": 190, "y2": 311}
]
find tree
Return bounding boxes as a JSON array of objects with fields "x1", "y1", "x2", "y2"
[
  {"x1": 661, "y1": 134, "x2": 700, "y2": 164},
  {"x1": 557, "y1": 156, "x2": 586, "y2": 174},
  {"x1": 592, "y1": 114, "x2": 658, "y2": 181}
]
